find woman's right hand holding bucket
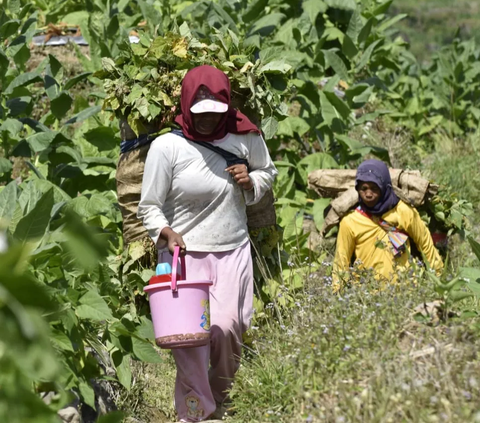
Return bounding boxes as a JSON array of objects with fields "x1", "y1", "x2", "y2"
[{"x1": 160, "y1": 227, "x2": 187, "y2": 256}]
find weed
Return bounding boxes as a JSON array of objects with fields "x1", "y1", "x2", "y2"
[{"x1": 229, "y1": 272, "x2": 480, "y2": 422}]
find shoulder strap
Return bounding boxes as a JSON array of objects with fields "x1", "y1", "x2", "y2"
[
  {"x1": 356, "y1": 205, "x2": 409, "y2": 257},
  {"x1": 172, "y1": 129, "x2": 250, "y2": 170}
]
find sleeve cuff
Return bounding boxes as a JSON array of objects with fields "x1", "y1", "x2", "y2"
[{"x1": 243, "y1": 176, "x2": 259, "y2": 206}]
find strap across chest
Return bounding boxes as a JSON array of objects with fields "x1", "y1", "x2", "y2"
[{"x1": 355, "y1": 205, "x2": 409, "y2": 258}]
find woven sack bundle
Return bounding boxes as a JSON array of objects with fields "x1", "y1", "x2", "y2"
[{"x1": 307, "y1": 168, "x2": 438, "y2": 236}]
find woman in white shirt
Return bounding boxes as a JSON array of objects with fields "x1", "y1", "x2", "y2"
[{"x1": 138, "y1": 65, "x2": 277, "y2": 422}]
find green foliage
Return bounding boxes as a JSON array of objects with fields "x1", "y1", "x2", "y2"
[
  {"x1": 418, "y1": 194, "x2": 473, "y2": 236},
  {"x1": 0, "y1": 4, "x2": 158, "y2": 419},
  {"x1": 231, "y1": 273, "x2": 480, "y2": 422},
  {"x1": 1, "y1": 0, "x2": 479, "y2": 419},
  {"x1": 96, "y1": 22, "x2": 289, "y2": 138},
  {"x1": 384, "y1": 38, "x2": 480, "y2": 141}
]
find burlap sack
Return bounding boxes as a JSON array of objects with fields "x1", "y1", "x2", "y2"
[
  {"x1": 307, "y1": 169, "x2": 438, "y2": 235},
  {"x1": 308, "y1": 168, "x2": 437, "y2": 205},
  {"x1": 116, "y1": 142, "x2": 152, "y2": 244}
]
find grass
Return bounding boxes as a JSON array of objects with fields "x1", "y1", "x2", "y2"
[
  {"x1": 228, "y1": 269, "x2": 480, "y2": 422},
  {"x1": 120, "y1": 260, "x2": 480, "y2": 422}
]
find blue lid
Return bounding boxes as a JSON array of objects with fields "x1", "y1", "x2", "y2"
[{"x1": 156, "y1": 262, "x2": 172, "y2": 276}]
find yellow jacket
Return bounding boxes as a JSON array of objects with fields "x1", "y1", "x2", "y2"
[{"x1": 333, "y1": 200, "x2": 443, "y2": 290}]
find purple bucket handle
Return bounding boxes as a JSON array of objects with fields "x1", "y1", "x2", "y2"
[{"x1": 171, "y1": 246, "x2": 186, "y2": 292}]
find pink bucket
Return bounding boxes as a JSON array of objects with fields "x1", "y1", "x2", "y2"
[{"x1": 144, "y1": 246, "x2": 213, "y2": 349}]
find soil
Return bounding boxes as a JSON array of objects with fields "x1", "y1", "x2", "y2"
[{"x1": 28, "y1": 43, "x2": 89, "y2": 78}]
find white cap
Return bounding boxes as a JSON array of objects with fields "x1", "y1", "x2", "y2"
[{"x1": 190, "y1": 86, "x2": 228, "y2": 114}]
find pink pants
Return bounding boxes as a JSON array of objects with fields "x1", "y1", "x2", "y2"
[{"x1": 158, "y1": 241, "x2": 253, "y2": 422}]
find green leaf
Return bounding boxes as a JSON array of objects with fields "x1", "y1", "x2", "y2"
[
  {"x1": 64, "y1": 72, "x2": 92, "y2": 90},
  {"x1": 135, "y1": 97, "x2": 150, "y2": 119},
  {"x1": 43, "y1": 74, "x2": 59, "y2": 100},
  {"x1": 20, "y1": 15, "x2": 36, "y2": 39},
  {"x1": 277, "y1": 116, "x2": 310, "y2": 137},
  {"x1": 4, "y1": 72, "x2": 41, "y2": 95},
  {"x1": 303, "y1": 0, "x2": 327, "y2": 24},
  {"x1": 325, "y1": 0, "x2": 356, "y2": 11},
  {"x1": 135, "y1": 316, "x2": 155, "y2": 340},
  {"x1": 210, "y1": 2, "x2": 239, "y2": 34},
  {"x1": 242, "y1": 0, "x2": 268, "y2": 23},
  {"x1": 336, "y1": 134, "x2": 389, "y2": 161},
  {"x1": 51, "y1": 92, "x2": 73, "y2": 120},
  {"x1": 324, "y1": 50, "x2": 349, "y2": 82},
  {"x1": 312, "y1": 198, "x2": 331, "y2": 231},
  {"x1": 378, "y1": 13, "x2": 407, "y2": 32},
  {"x1": 323, "y1": 92, "x2": 351, "y2": 120},
  {"x1": 65, "y1": 106, "x2": 102, "y2": 124},
  {"x1": 112, "y1": 351, "x2": 131, "y2": 390},
  {"x1": 0, "y1": 20, "x2": 21, "y2": 39},
  {"x1": 347, "y1": 9, "x2": 363, "y2": 43},
  {"x1": 9, "y1": 203, "x2": 23, "y2": 234},
  {"x1": 6, "y1": 96, "x2": 32, "y2": 116},
  {"x1": 319, "y1": 91, "x2": 339, "y2": 125},
  {"x1": 106, "y1": 15, "x2": 119, "y2": 39},
  {"x1": 26, "y1": 131, "x2": 56, "y2": 153},
  {"x1": 8, "y1": 35, "x2": 29, "y2": 65},
  {"x1": 249, "y1": 13, "x2": 285, "y2": 36},
  {"x1": 358, "y1": 17, "x2": 375, "y2": 46},
  {"x1": 0, "y1": 50, "x2": 9, "y2": 77},
  {"x1": 14, "y1": 188, "x2": 54, "y2": 243},
  {"x1": 47, "y1": 54, "x2": 62, "y2": 79},
  {"x1": 258, "y1": 60, "x2": 292, "y2": 74},
  {"x1": 50, "y1": 329, "x2": 74, "y2": 352},
  {"x1": 76, "y1": 290, "x2": 114, "y2": 321},
  {"x1": 468, "y1": 237, "x2": 480, "y2": 262},
  {"x1": 0, "y1": 118, "x2": 23, "y2": 137},
  {"x1": 372, "y1": 0, "x2": 393, "y2": 16},
  {"x1": 352, "y1": 86, "x2": 373, "y2": 105},
  {"x1": 449, "y1": 290, "x2": 473, "y2": 303},
  {"x1": 342, "y1": 34, "x2": 358, "y2": 60},
  {"x1": 19, "y1": 181, "x2": 42, "y2": 215},
  {"x1": 261, "y1": 116, "x2": 278, "y2": 140},
  {"x1": 459, "y1": 267, "x2": 480, "y2": 283},
  {"x1": 79, "y1": 381, "x2": 96, "y2": 410},
  {"x1": 0, "y1": 157, "x2": 12, "y2": 175},
  {"x1": 132, "y1": 338, "x2": 162, "y2": 363},
  {"x1": 8, "y1": 0, "x2": 21, "y2": 14},
  {"x1": 84, "y1": 126, "x2": 119, "y2": 151},
  {"x1": 356, "y1": 39, "x2": 382, "y2": 71},
  {"x1": 0, "y1": 182, "x2": 18, "y2": 222}
]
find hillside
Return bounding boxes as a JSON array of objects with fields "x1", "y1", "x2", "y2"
[{"x1": 391, "y1": 0, "x2": 480, "y2": 61}]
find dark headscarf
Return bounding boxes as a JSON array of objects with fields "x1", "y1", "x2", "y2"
[
  {"x1": 355, "y1": 159, "x2": 399, "y2": 216},
  {"x1": 174, "y1": 65, "x2": 260, "y2": 142}
]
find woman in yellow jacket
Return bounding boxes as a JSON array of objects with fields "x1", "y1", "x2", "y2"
[{"x1": 333, "y1": 159, "x2": 443, "y2": 292}]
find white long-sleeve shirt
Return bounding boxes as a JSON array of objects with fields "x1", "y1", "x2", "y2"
[{"x1": 137, "y1": 131, "x2": 277, "y2": 252}]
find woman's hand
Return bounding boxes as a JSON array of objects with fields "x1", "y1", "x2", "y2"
[
  {"x1": 160, "y1": 227, "x2": 187, "y2": 256},
  {"x1": 225, "y1": 164, "x2": 254, "y2": 191}
]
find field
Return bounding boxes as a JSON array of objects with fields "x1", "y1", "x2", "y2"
[
  {"x1": 391, "y1": 0, "x2": 480, "y2": 61},
  {"x1": 1, "y1": 0, "x2": 480, "y2": 422}
]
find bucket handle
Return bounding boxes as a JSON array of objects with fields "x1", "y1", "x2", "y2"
[{"x1": 171, "y1": 246, "x2": 186, "y2": 292}]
